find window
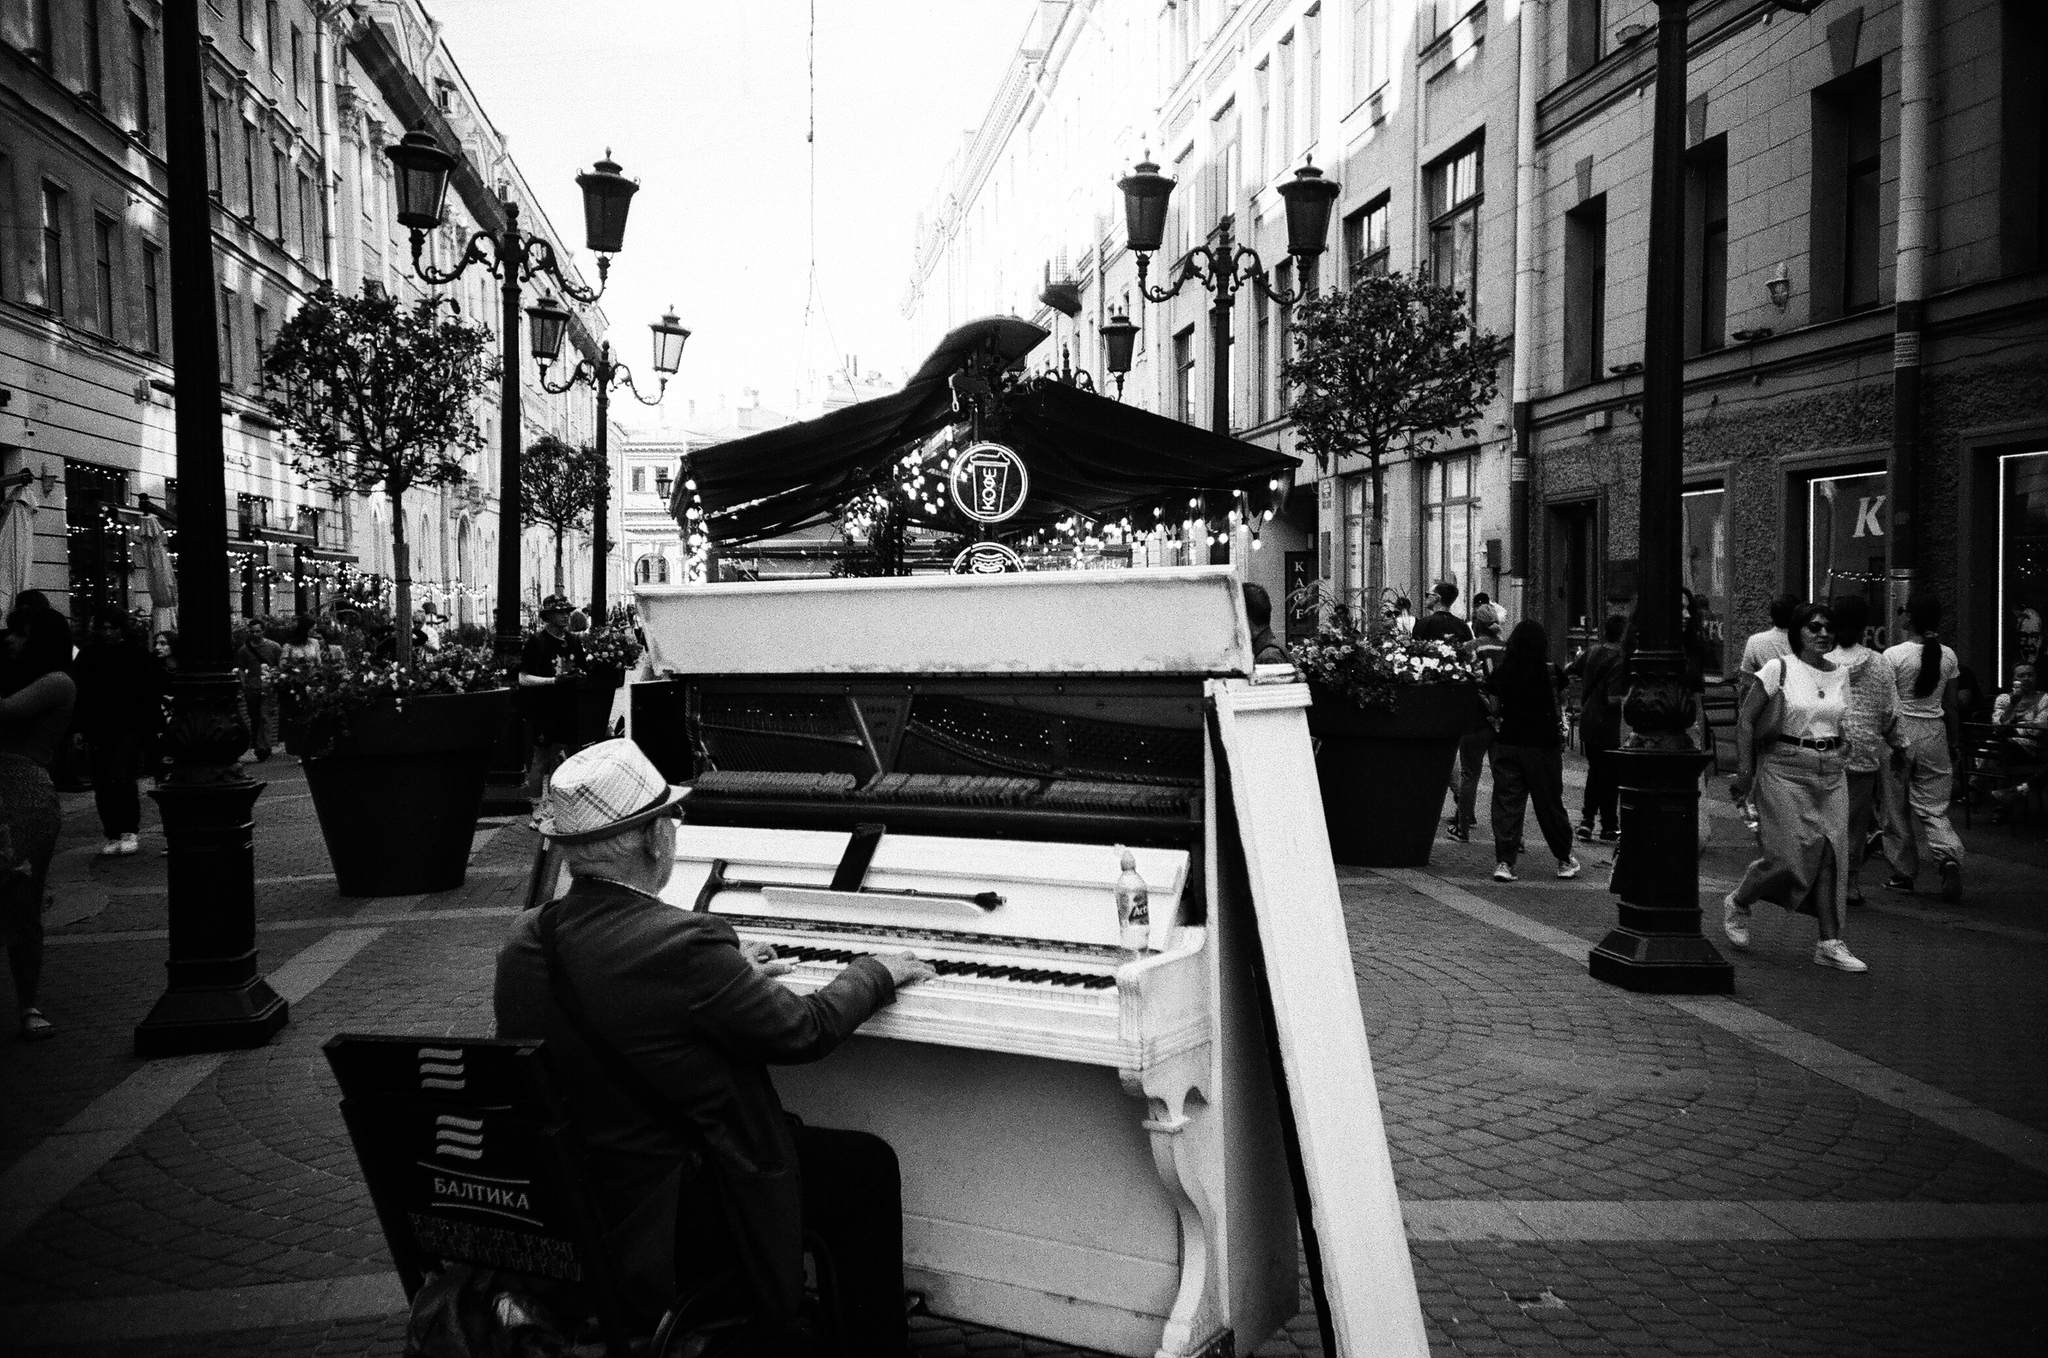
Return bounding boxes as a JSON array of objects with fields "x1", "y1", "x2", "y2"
[
  {"x1": 252, "y1": 303, "x2": 269, "y2": 384},
  {"x1": 1685, "y1": 136, "x2": 1728, "y2": 355},
  {"x1": 1255, "y1": 61, "x2": 1270, "y2": 184},
  {"x1": 1254, "y1": 285, "x2": 1272, "y2": 425},
  {"x1": 1427, "y1": 137, "x2": 1484, "y2": 315},
  {"x1": 1305, "y1": 7, "x2": 1322, "y2": 149},
  {"x1": 1807, "y1": 470, "x2": 1888, "y2": 622},
  {"x1": 1682, "y1": 487, "x2": 1730, "y2": 672},
  {"x1": 129, "y1": 15, "x2": 152, "y2": 141},
  {"x1": 141, "y1": 243, "x2": 162, "y2": 353},
  {"x1": 631, "y1": 467, "x2": 647, "y2": 493},
  {"x1": 1277, "y1": 33, "x2": 1297, "y2": 168},
  {"x1": 1352, "y1": 0, "x2": 1389, "y2": 103},
  {"x1": 40, "y1": 182, "x2": 67, "y2": 316},
  {"x1": 1210, "y1": 102, "x2": 1240, "y2": 226},
  {"x1": 1563, "y1": 195, "x2": 1607, "y2": 387},
  {"x1": 207, "y1": 92, "x2": 225, "y2": 197},
  {"x1": 635, "y1": 555, "x2": 669, "y2": 585},
  {"x1": 83, "y1": 0, "x2": 105, "y2": 102},
  {"x1": 290, "y1": 26, "x2": 304, "y2": 104},
  {"x1": 1172, "y1": 144, "x2": 1194, "y2": 258},
  {"x1": 272, "y1": 147, "x2": 287, "y2": 237},
  {"x1": 1566, "y1": 0, "x2": 1604, "y2": 75},
  {"x1": 93, "y1": 214, "x2": 116, "y2": 336},
  {"x1": 237, "y1": 0, "x2": 251, "y2": 41},
  {"x1": 1344, "y1": 194, "x2": 1390, "y2": 280},
  {"x1": 1997, "y1": 451, "x2": 2048, "y2": 679},
  {"x1": 1423, "y1": 453, "x2": 1479, "y2": 606},
  {"x1": 243, "y1": 121, "x2": 258, "y2": 218},
  {"x1": 219, "y1": 286, "x2": 236, "y2": 386},
  {"x1": 265, "y1": 0, "x2": 279, "y2": 70},
  {"x1": 2000, "y1": 1, "x2": 2047, "y2": 273},
  {"x1": 1174, "y1": 326, "x2": 1196, "y2": 426},
  {"x1": 29, "y1": 0, "x2": 52, "y2": 65},
  {"x1": 298, "y1": 168, "x2": 316, "y2": 256},
  {"x1": 1275, "y1": 258, "x2": 1294, "y2": 405},
  {"x1": 1811, "y1": 67, "x2": 1883, "y2": 319}
]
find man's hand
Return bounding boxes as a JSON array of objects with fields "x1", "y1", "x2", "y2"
[
  {"x1": 876, "y1": 951, "x2": 936, "y2": 988},
  {"x1": 1729, "y1": 772, "x2": 1752, "y2": 802},
  {"x1": 742, "y1": 940, "x2": 793, "y2": 979}
]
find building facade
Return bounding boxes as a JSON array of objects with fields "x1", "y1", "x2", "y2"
[
  {"x1": 908, "y1": 0, "x2": 2048, "y2": 683},
  {"x1": 0, "y1": 0, "x2": 607, "y2": 634}
]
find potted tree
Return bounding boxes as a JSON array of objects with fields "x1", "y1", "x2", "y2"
[
  {"x1": 262, "y1": 286, "x2": 511, "y2": 895},
  {"x1": 519, "y1": 435, "x2": 626, "y2": 743},
  {"x1": 1281, "y1": 273, "x2": 1510, "y2": 866}
]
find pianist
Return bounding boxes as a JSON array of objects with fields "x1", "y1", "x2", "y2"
[{"x1": 493, "y1": 738, "x2": 935, "y2": 1354}]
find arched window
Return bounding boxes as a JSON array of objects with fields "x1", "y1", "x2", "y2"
[{"x1": 635, "y1": 555, "x2": 669, "y2": 585}]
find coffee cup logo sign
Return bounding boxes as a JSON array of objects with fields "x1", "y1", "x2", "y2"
[
  {"x1": 951, "y1": 542, "x2": 1025, "y2": 575},
  {"x1": 949, "y1": 442, "x2": 1029, "y2": 525}
]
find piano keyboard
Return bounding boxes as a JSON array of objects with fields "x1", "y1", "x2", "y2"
[{"x1": 765, "y1": 940, "x2": 1120, "y2": 990}]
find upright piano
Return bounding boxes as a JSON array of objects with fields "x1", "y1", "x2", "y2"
[{"x1": 617, "y1": 568, "x2": 1426, "y2": 1358}]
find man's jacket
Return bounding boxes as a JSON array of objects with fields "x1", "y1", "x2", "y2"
[{"x1": 494, "y1": 876, "x2": 897, "y2": 1325}]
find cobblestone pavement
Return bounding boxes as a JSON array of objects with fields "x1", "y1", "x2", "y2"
[{"x1": 0, "y1": 752, "x2": 2042, "y2": 1356}]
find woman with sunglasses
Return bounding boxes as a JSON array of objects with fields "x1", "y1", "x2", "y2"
[{"x1": 1726, "y1": 601, "x2": 1865, "y2": 972}]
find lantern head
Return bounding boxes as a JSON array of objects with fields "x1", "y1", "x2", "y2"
[
  {"x1": 649, "y1": 309, "x2": 690, "y2": 376},
  {"x1": 525, "y1": 294, "x2": 571, "y2": 367},
  {"x1": 386, "y1": 125, "x2": 457, "y2": 231},
  {"x1": 1276, "y1": 159, "x2": 1341, "y2": 259},
  {"x1": 575, "y1": 151, "x2": 639, "y2": 256},
  {"x1": 1118, "y1": 158, "x2": 1176, "y2": 255}
]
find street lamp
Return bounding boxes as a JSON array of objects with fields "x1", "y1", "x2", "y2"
[
  {"x1": 537, "y1": 311, "x2": 683, "y2": 617},
  {"x1": 386, "y1": 126, "x2": 638, "y2": 668},
  {"x1": 1588, "y1": 0, "x2": 1734, "y2": 994},
  {"x1": 1100, "y1": 310, "x2": 1139, "y2": 399},
  {"x1": 1117, "y1": 158, "x2": 1338, "y2": 432}
]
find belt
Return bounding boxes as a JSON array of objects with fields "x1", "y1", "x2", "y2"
[{"x1": 1778, "y1": 735, "x2": 1841, "y2": 751}]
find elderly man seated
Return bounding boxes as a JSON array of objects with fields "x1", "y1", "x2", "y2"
[{"x1": 495, "y1": 739, "x2": 933, "y2": 1354}]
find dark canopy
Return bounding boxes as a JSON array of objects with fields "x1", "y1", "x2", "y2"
[{"x1": 683, "y1": 316, "x2": 1296, "y2": 547}]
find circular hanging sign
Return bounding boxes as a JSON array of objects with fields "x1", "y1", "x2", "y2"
[
  {"x1": 951, "y1": 542, "x2": 1025, "y2": 576},
  {"x1": 948, "y1": 442, "x2": 1030, "y2": 525}
]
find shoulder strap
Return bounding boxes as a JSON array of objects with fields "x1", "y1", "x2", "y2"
[{"x1": 535, "y1": 903, "x2": 712, "y2": 1165}]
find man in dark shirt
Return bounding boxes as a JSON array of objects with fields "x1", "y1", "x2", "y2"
[
  {"x1": 520, "y1": 594, "x2": 587, "y2": 824},
  {"x1": 1243, "y1": 582, "x2": 1292, "y2": 666},
  {"x1": 1411, "y1": 582, "x2": 1473, "y2": 648},
  {"x1": 1567, "y1": 613, "x2": 1628, "y2": 841},
  {"x1": 495, "y1": 739, "x2": 931, "y2": 1350}
]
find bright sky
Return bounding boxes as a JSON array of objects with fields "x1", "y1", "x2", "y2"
[{"x1": 425, "y1": 0, "x2": 1039, "y2": 434}]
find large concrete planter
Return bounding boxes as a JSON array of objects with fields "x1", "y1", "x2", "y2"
[
  {"x1": 1307, "y1": 682, "x2": 1486, "y2": 867},
  {"x1": 303, "y1": 688, "x2": 513, "y2": 897},
  {"x1": 572, "y1": 666, "x2": 625, "y2": 747}
]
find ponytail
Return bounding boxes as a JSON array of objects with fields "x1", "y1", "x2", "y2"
[{"x1": 1907, "y1": 593, "x2": 1944, "y2": 700}]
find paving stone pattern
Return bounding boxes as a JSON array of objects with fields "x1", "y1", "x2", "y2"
[{"x1": 1, "y1": 751, "x2": 2043, "y2": 1357}]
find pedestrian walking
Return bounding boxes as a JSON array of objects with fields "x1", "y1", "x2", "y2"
[
  {"x1": 1412, "y1": 582, "x2": 1473, "y2": 648},
  {"x1": 0, "y1": 606, "x2": 78, "y2": 1040},
  {"x1": 280, "y1": 614, "x2": 323, "y2": 666},
  {"x1": 235, "y1": 622, "x2": 282, "y2": 761},
  {"x1": 74, "y1": 605, "x2": 158, "y2": 857},
  {"x1": 1826, "y1": 594, "x2": 1904, "y2": 905},
  {"x1": 1485, "y1": 621, "x2": 1580, "y2": 882},
  {"x1": 147, "y1": 630, "x2": 178, "y2": 780},
  {"x1": 1724, "y1": 601, "x2": 1865, "y2": 972},
  {"x1": 1445, "y1": 617, "x2": 1506, "y2": 843},
  {"x1": 1569, "y1": 613, "x2": 1628, "y2": 842},
  {"x1": 1879, "y1": 594, "x2": 1966, "y2": 902},
  {"x1": 519, "y1": 594, "x2": 587, "y2": 828}
]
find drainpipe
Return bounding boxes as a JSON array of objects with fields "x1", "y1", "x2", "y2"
[
  {"x1": 1509, "y1": 0, "x2": 1545, "y2": 610},
  {"x1": 1888, "y1": 0, "x2": 1932, "y2": 626}
]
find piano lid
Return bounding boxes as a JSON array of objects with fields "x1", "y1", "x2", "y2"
[{"x1": 636, "y1": 567, "x2": 1254, "y2": 678}]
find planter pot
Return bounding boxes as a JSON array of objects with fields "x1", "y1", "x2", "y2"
[
  {"x1": 573, "y1": 667, "x2": 625, "y2": 746},
  {"x1": 1308, "y1": 682, "x2": 1486, "y2": 868},
  {"x1": 303, "y1": 688, "x2": 514, "y2": 897}
]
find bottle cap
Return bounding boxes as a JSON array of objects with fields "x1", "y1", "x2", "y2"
[{"x1": 1118, "y1": 846, "x2": 1137, "y2": 871}]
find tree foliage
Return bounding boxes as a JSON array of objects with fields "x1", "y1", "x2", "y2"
[
  {"x1": 261, "y1": 285, "x2": 493, "y2": 665},
  {"x1": 522, "y1": 435, "x2": 606, "y2": 594},
  {"x1": 1280, "y1": 272, "x2": 1511, "y2": 615}
]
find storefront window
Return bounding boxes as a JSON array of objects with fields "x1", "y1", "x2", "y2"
[
  {"x1": 2000, "y1": 450, "x2": 2048, "y2": 682},
  {"x1": 1682, "y1": 486, "x2": 1728, "y2": 673},
  {"x1": 1807, "y1": 470, "x2": 1888, "y2": 643},
  {"x1": 1423, "y1": 453, "x2": 1477, "y2": 616},
  {"x1": 65, "y1": 460, "x2": 130, "y2": 618}
]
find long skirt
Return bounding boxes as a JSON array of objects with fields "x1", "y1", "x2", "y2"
[
  {"x1": 1734, "y1": 742, "x2": 1848, "y2": 930},
  {"x1": 0, "y1": 753, "x2": 61, "y2": 950}
]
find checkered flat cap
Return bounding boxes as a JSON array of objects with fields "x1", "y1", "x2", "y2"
[{"x1": 540, "y1": 738, "x2": 688, "y2": 843}]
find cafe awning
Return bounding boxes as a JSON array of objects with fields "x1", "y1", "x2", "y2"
[{"x1": 682, "y1": 316, "x2": 1296, "y2": 547}]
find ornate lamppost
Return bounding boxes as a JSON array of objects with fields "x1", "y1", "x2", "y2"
[
  {"x1": 1116, "y1": 159, "x2": 1339, "y2": 431},
  {"x1": 529, "y1": 298, "x2": 688, "y2": 617},
  {"x1": 1588, "y1": 0, "x2": 1734, "y2": 994},
  {"x1": 382, "y1": 128, "x2": 639, "y2": 666}
]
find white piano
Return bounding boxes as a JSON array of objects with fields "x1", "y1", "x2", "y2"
[{"x1": 624, "y1": 568, "x2": 1426, "y2": 1358}]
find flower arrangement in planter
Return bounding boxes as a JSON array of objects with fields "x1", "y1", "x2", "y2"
[
  {"x1": 576, "y1": 624, "x2": 645, "y2": 675},
  {"x1": 277, "y1": 644, "x2": 504, "y2": 760},
  {"x1": 1286, "y1": 585, "x2": 1484, "y2": 867}
]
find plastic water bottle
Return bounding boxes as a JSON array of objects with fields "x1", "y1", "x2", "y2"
[{"x1": 1114, "y1": 846, "x2": 1151, "y2": 958}]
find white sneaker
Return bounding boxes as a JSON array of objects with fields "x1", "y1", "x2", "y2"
[
  {"x1": 99, "y1": 839, "x2": 123, "y2": 857},
  {"x1": 1722, "y1": 893, "x2": 1751, "y2": 949},
  {"x1": 116, "y1": 833, "x2": 139, "y2": 856},
  {"x1": 1813, "y1": 939, "x2": 1868, "y2": 973},
  {"x1": 1556, "y1": 855, "x2": 1582, "y2": 880},
  {"x1": 1493, "y1": 862, "x2": 1517, "y2": 882}
]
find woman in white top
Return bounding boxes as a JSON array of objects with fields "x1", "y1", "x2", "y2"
[
  {"x1": 1726, "y1": 601, "x2": 1865, "y2": 972},
  {"x1": 1876, "y1": 594, "x2": 1965, "y2": 901}
]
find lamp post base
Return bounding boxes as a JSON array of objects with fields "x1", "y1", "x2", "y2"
[
  {"x1": 1588, "y1": 746, "x2": 1734, "y2": 995},
  {"x1": 134, "y1": 976, "x2": 289, "y2": 1057}
]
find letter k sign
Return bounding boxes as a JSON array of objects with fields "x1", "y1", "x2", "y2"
[{"x1": 1852, "y1": 495, "x2": 1886, "y2": 539}]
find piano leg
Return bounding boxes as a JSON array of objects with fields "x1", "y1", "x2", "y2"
[{"x1": 1124, "y1": 1054, "x2": 1231, "y2": 1358}]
